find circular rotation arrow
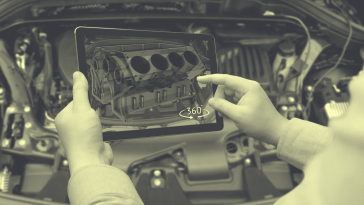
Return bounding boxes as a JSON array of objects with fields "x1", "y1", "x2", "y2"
[{"x1": 179, "y1": 109, "x2": 210, "y2": 119}]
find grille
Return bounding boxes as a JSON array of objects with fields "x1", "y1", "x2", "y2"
[
  {"x1": 217, "y1": 45, "x2": 275, "y2": 91},
  {"x1": 226, "y1": 142, "x2": 238, "y2": 154}
]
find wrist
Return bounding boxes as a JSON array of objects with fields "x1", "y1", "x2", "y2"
[
  {"x1": 67, "y1": 151, "x2": 109, "y2": 176},
  {"x1": 266, "y1": 114, "x2": 290, "y2": 146}
]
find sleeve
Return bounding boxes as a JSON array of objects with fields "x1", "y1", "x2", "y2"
[
  {"x1": 274, "y1": 134, "x2": 364, "y2": 205},
  {"x1": 68, "y1": 164, "x2": 144, "y2": 205},
  {"x1": 276, "y1": 118, "x2": 335, "y2": 170}
]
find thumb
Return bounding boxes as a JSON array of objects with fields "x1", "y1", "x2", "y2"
[
  {"x1": 72, "y1": 71, "x2": 91, "y2": 112},
  {"x1": 103, "y1": 142, "x2": 114, "y2": 165},
  {"x1": 208, "y1": 98, "x2": 240, "y2": 120}
]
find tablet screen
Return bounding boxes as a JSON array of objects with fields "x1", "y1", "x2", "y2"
[{"x1": 76, "y1": 27, "x2": 222, "y2": 139}]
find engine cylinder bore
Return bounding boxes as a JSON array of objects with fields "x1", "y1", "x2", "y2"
[
  {"x1": 151, "y1": 54, "x2": 169, "y2": 70},
  {"x1": 168, "y1": 52, "x2": 185, "y2": 68},
  {"x1": 131, "y1": 56, "x2": 150, "y2": 74},
  {"x1": 183, "y1": 51, "x2": 199, "y2": 65},
  {"x1": 102, "y1": 57, "x2": 117, "y2": 74},
  {"x1": 114, "y1": 69, "x2": 122, "y2": 84},
  {"x1": 93, "y1": 59, "x2": 98, "y2": 71}
]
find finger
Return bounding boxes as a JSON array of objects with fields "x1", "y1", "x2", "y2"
[
  {"x1": 215, "y1": 85, "x2": 235, "y2": 99},
  {"x1": 208, "y1": 98, "x2": 241, "y2": 120},
  {"x1": 214, "y1": 85, "x2": 226, "y2": 100},
  {"x1": 72, "y1": 71, "x2": 91, "y2": 112},
  {"x1": 55, "y1": 101, "x2": 73, "y2": 124},
  {"x1": 103, "y1": 142, "x2": 114, "y2": 165},
  {"x1": 197, "y1": 74, "x2": 256, "y2": 95},
  {"x1": 226, "y1": 95, "x2": 234, "y2": 103},
  {"x1": 214, "y1": 85, "x2": 235, "y2": 104},
  {"x1": 225, "y1": 87, "x2": 235, "y2": 102},
  {"x1": 224, "y1": 86, "x2": 235, "y2": 96}
]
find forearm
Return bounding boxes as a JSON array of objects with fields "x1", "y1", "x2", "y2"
[
  {"x1": 68, "y1": 164, "x2": 144, "y2": 205},
  {"x1": 274, "y1": 135, "x2": 364, "y2": 205},
  {"x1": 68, "y1": 150, "x2": 109, "y2": 176},
  {"x1": 275, "y1": 118, "x2": 335, "y2": 170},
  {"x1": 263, "y1": 113, "x2": 290, "y2": 146}
]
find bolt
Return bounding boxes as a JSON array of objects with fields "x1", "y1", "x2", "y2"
[
  {"x1": 153, "y1": 179, "x2": 162, "y2": 187},
  {"x1": 2, "y1": 139, "x2": 9, "y2": 147},
  {"x1": 175, "y1": 152, "x2": 183, "y2": 158},
  {"x1": 287, "y1": 97, "x2": 295, "y2": 103},
  {"x1": 24, "y1": 106, "x2": 31, "y2": 112},
  {"x1": 281, "y1": 106, "x2": 288, "y2": 111},
  {"x1": 39, "y1": 32, "x2": 47, "y2": 38},
  {"x1": 62, "y1": 160, "x2": 69, "y2": 167},
  {"x1": 18, "y1": 139, "x2": 26, "y2": 146},
  {"x1": 25, "y1": 122, "x2": 32, "y2": 128},
  {"x1": 177, "y1": 167, "x2": 185, "y2": 171},
  {"x1": 0, "y1": 88, "x2": 3, "y2": 94},
  {"x1": 306, "y1": 86, "x2": 313, "y2": 92},
  {"x1": 149, "y1": 108, "x2": 153, "y2": 112},
  {"x1": 244, "y1": 158, "x2": 251, "y2": 166},
  {"x1": 153, "y1": 170, "x2": 161, "y2": 177},
  {"x1": 23, "y1": 38, "x2": 30, "y2": 45},
  {"x1": 278, "y1": 75, "x2": 284, "y2": 82}
]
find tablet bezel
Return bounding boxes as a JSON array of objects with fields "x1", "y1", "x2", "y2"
[{"x1": 74, "y1": 26, "x2": 223, "y2": 140}]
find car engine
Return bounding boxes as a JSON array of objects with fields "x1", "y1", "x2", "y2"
[{"x1": 0, "y1": 0, "x2": 363, "y2": 204}]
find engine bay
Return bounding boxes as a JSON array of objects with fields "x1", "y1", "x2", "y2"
[{"x1": 0, "y1": 0, "x2": 363, "y2": 204}]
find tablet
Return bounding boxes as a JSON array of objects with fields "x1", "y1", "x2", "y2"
[{"x1": 74, "y1": 26, "x2": 223, "y2": 140}]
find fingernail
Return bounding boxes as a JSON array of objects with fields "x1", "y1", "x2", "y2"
[
  {"x1": 208, "y1": 98, "x2": 214, "y2": 105},
  {"x1": 73, "y1": 72, "x2": 81, "y2": 80}
]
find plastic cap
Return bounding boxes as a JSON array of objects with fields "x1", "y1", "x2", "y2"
[{"x1": 278, "y1": 41, "x2": 295, "y2": 55}]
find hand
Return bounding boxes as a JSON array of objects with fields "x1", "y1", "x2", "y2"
[
  {"x1": 55, "y1": 71, "x2": 113, "y2": 175},
  {"x1": 197, "y1": 74, "x2": 289, "y2": 146},
  {"x1": 329, "y1": 70, "x2": 364, "y2": 142}
]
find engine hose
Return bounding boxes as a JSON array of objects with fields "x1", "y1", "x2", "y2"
[{"x1": 40, "y1": 37, "x2": 53, "y2": 108}]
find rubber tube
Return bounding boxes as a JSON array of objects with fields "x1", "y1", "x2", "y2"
[{"x1": 40, "y1": 37, "x2": 53, "y2": 108}]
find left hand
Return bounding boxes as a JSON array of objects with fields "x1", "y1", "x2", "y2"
[{"x1": 55, "y1": 71, "x2": 113, "y2": 175}]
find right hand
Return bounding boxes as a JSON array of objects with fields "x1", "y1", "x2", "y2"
[
  {"x1": 329, "y1": 69, "x2": 364, "y2": 142},
  {"x1": 197, "y1": 74, "x2": 289, "y2": 145}
]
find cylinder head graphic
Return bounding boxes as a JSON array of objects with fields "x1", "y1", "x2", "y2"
[
  {"x1": 114, "y1": 69, "x2": 122, "y2": 84},
  {"x1": 168, "y1": 52, "x2": 185, "y2": 69},
  {"x1": 131, "y1": 56, "x2": 150, "y2": 74},
  {"x1": 151, "y1": 54, "x2": 169, "y2": 71},
  {"x1": 93, "y1": 59, "x2": 99, "y2": 72},
  {"x1": 183, "y1": 51, "x2": 199, "y2": 66},
  {"x1": 102, "y1": 56, "x2": 117, "y2": 74}
]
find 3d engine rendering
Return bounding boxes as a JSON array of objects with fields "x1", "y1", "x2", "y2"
[{"x1": 85, "y1": 38, "x2": 213, "y2": 128}]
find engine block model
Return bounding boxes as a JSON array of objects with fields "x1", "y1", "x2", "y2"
[{"x1": 84, "y1": 37, "x2": 214, "y2": 130}]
